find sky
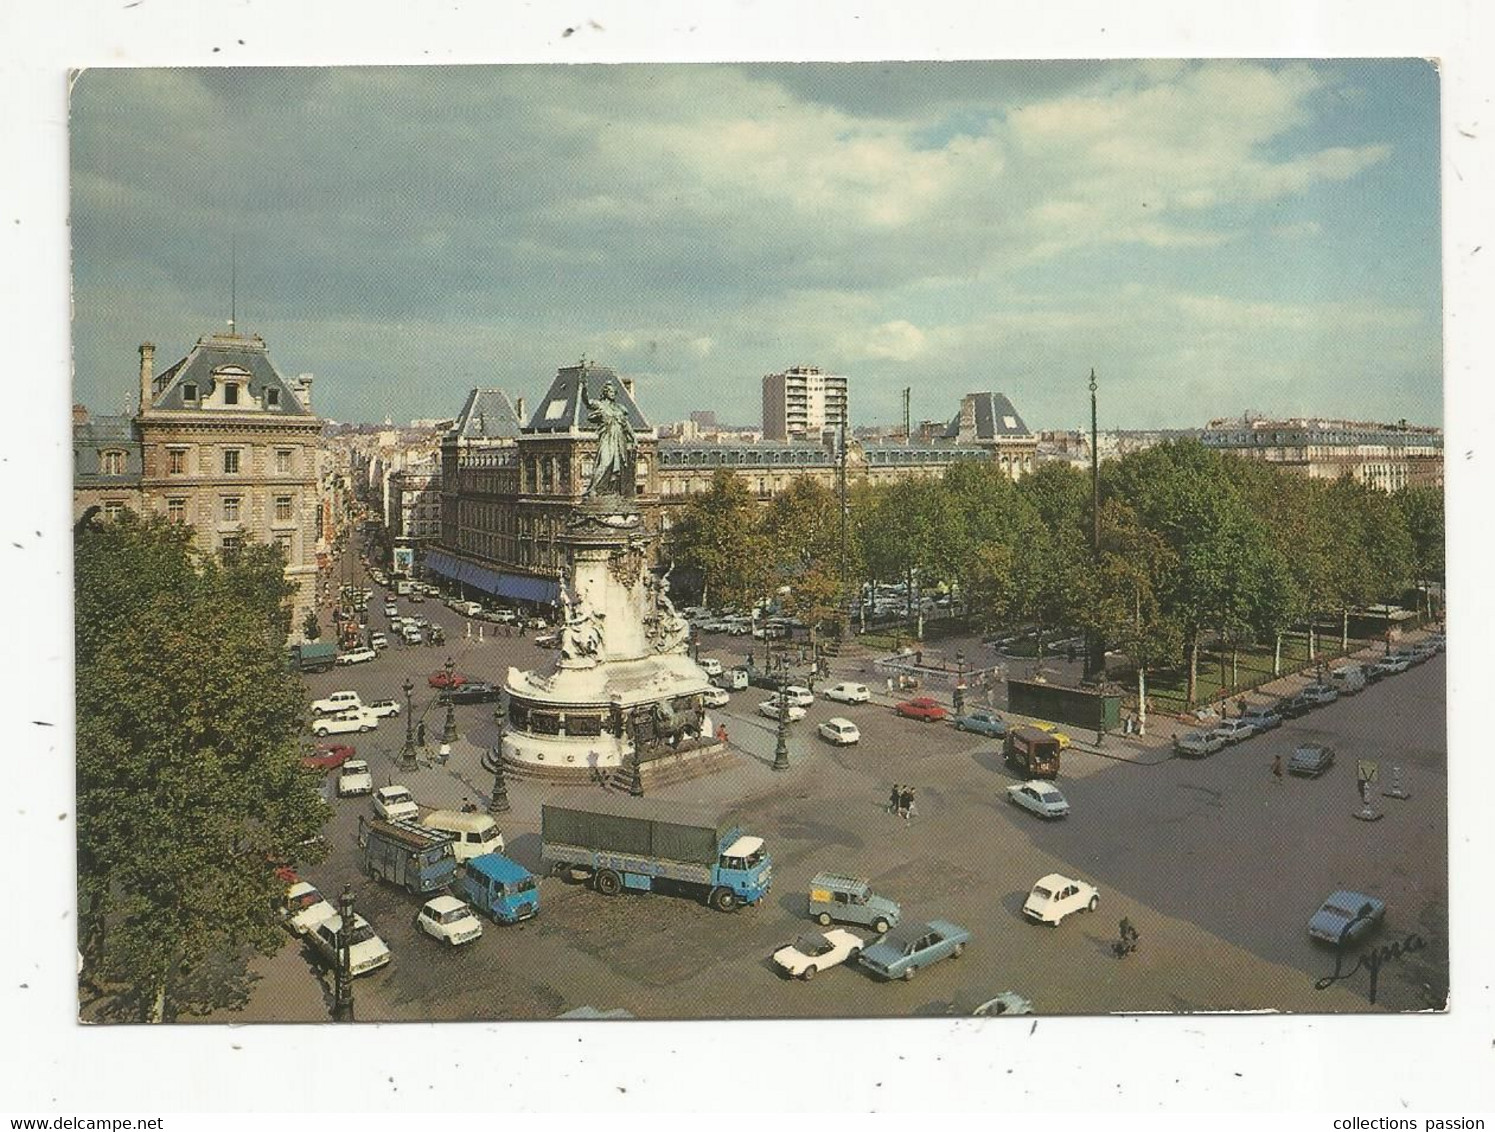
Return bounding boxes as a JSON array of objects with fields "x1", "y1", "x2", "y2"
[{"x1": 69, "y1": 60, "x2": 1443, "y2": 431}]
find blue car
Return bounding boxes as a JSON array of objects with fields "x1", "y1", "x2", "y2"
[
  {"x1": 954, "y1": 709, "x2": 1007, "y2": 738},
  {"x1": 1307, "y1": 891, "x2": 1385, "y2": 947},
  {"x1": 857, "y1": 919, "x2": 971, "y2": 981}
]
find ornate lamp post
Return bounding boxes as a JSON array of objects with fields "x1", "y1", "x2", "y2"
[
  {"x1": 954, "y1": 650, "x2": 967, "y2": 718},
  {"x1": 398, "y1": 677, "x2": 417, "y2": 771},
  {"x1": 332, "y1": 884, "x2": 355, "y2": 1022},
  {"x1": 772, "y1": 656, "x2": 791, "y2": 772},
  {"x1": 487, "y1": 745, "x2": 511, "y2": 814},
  {"x1": 440, "y1": 656, "x2": 458, "y2": 744},
  {"x1": 627, "y1": 709, "x2": 646, "y2": 797}
]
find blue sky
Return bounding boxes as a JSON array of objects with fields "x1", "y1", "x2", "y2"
[{"x1": 70, "y1": 60, "x2": 1442, "y2": 431}]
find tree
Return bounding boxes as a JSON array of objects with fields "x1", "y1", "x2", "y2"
[
  {"x1": 666, "y1": 468, "x2": 771, "y2": 611},
  {"x1": 76, "y1": 513, "x2": 328, "y2": 1022},
  {"x1": 1394, "y1": 485, "x2": 1444, "y2": 615},
  {"x1": 1016, "y1": 462, "x2": 1093, "y2": 663},
  {"x1": 763, "y1": 478, "x2": 847, "y2": 645},
  {"x1": 301, "y1": 608, "x2": 322, "y2": 642},
  {"x1": 855, "y1": 477, "x2": 962, "y2": 639}
]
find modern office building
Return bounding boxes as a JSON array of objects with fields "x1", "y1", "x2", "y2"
[{"x1": 761, "y1": 365, "x2": 849, "y2": 441}]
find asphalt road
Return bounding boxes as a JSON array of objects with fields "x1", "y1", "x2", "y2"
[{"x1": 269, "y1": 553, "x2": 1447, "y2": 1022}]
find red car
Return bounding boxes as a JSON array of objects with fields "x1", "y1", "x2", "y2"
[
  {"x1": 302, "y1": 742, "x2": 356, "y2": 770},
  {"x1": 428, "y1": 670, "x2": 471, "y2": 689},
  {"x1": 895, "y1": 697, "x2": 948, "y2": 722}
]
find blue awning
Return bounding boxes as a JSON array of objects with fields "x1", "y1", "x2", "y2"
[
  {"x1": 423, "y1": 550, "x2": 556, "y2": 605},
  {"x1": 424, "y1": 550, "x2": 463, "y2": 581}
]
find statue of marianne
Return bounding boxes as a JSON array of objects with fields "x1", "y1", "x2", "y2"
[{"x1": 581, "y1": 378, "x2": 637, "y2": 498}]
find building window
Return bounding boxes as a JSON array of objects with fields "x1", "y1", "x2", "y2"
[
  {"x1": 220, "y1": 535, "x2": 242, "y2": 563},
  {"x1": 223, "y1": 382, "x2": 240, "y2": 406},
  {"x1": 274, "y1": 532, "x2": 294, "y2": 556},
  {"x1": 223, "y1": 449, "x2": 241, "y2": 474},
  {"x1": 167, "y1": 448, "x2": 187, "y2": 474},
  {"x1": 266, "y1": 388, "x2": 279, "y2": 407},
  {"x1": 182, "y1": 383, "x2": 198, "y2": 402},
  {"x1": 99, "y1": 450, "x2": 126, "y2": 475},
  {"x1": 103, "y1": 500, "x2": 126, "y2": 519},
  {"x1": 167, "y1": 498, "x2": 186, "y2": 523},
  {"x1": 275, "y1": 449, "x2": 292, "y2": 474},
  {"x1": 222, "y1": 496, "x2": 241, "y2": 522},
  {"x1": 275, "y1": 495, "x2": 293, "y2": 521}
]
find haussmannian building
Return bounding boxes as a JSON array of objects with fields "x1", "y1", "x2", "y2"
[{"x1": 1200, "y1": 415, "x2": 1443, "y2": 492}]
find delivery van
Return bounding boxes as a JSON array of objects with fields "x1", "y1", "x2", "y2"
[
  {"x1": 1327, "y1": 664, "x2": 1367, "y2": 695},
  {"x1": 421, "y1": 810, "x2": 506, "y2": 862}
]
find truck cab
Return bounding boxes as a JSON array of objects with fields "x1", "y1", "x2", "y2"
[{"x1": 458, "y1": 853, "x2": 540, "y2": 923}]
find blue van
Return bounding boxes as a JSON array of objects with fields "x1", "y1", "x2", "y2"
[{"x1": 458, "y1": 853, "x2": 540, "y2": 924}]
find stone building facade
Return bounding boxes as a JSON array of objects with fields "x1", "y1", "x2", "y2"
[{"x1": 1201, "y1": 416, "x2": 1443, "y2": 492}]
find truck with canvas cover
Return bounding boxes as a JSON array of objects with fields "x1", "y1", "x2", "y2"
[
  {"x1": 1003, "y1": 726, "x2": 1062, "y2": 779},
  {"x1": 541, "y1": 792, "x2": 772, "y2": 912},
  {"x1": 458, "y1": 852, "x2": 540, "y2": 923},
  {"x1": 358, "y1": 816, "x2": 458, "y2": 895},
  {"x1": 288, "y1": 641, "x2": 338, "y2": 674}
]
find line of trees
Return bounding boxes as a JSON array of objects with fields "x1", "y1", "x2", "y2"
[
  {"x1": 667, "y1": 442, "x2": 1444, "y2": 708},
  {"x1": 76, "y1": 513, "x2": 328, "y2": 1022}
]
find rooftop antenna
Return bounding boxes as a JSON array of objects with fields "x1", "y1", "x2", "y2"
[{"x1": 229, "y1": 235, "x2": 237, "y2": 336}]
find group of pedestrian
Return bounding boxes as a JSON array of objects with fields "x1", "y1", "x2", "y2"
[{"x1": 888, "y1": 783, "x2": 917, "y2": 822}]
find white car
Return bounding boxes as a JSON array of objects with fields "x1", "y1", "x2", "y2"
[
  {"x1": 772, "y1": 928, "x2": 864, "y2": 981},
  {"x1": 336, "y1": 647, "x2": 377, "y2": 666},
  {"x1": 281, "y1": 881, "x2": 338, "y2": 937},
  {"x1": 1022, "y1": 873, "x2": 1100, "y2": 926},
  {"x1": 337, "y1": 759, "x2": 373, "y2": 797},
  {"x1": 782, "y1": 685, "x2": 815, "y2": 708},
  {"x1": 311, "y1": 690, "x2": 363, "y2": 717},
  {"x1": 1207, "y1": 718, "x2": 1257, "y2": 745},
  {"x1": 312, "y1": 708, "x2": 380, "y2": 737},
  {"x1": 824, "y1": 682, "x2": 871, "y2": 704},
  {"x1": 382, "y1": 603, "x2": 398, "y2": 617},
  {"x1": 402, "y1": 625, "x2": 424, "y2": 644},
  {"x1": 369, "y1": 632, "x2": 388, "y2": 649},
  {"x1": 758, "y1": 698, "x2": 807, "y2": 722},
  {"x1": 699, "y1": 658, "x2": 724, "y2": 677},
  {"x1": 308, "y1": 913, "x2": 391, "y2": 977},
  {"x1": 415, "y1": 895, "x2": 485, "y2": 947},
  {"x1": 367, "y1": 699, "x2": 402, "y2": 718},
  {"x1": 1006, "y1": 780, "x2": 1070, "y2": 819},
  {"x1": 818, "y1": 717, "x2": 861, "y2": 746},
  {"x1": 702, "y1": 686, "x2": 730, "y2": 708},
  {"x1": 373, "y1": 785, "x2": 419, "y2": 823}
]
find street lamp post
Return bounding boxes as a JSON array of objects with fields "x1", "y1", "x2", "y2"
[
  {"x1": 487, "y1": 746, "x2": 511, "y2": 814},
  {"x1": 772, "y1": 657, "x2": 790, "y2": 772},
  {"x1": 627, "y1": 710, "x2": 646, "y2": 797},
  {"x1": 440, "y1": 656, "x2": 458, "y2": 744},
  {"x1": 399, "y1": 677, "x2": 417, "y2": 771},
  {"x1": 954, "y1": 650, "x2": 966, "y2": 717},
  {"x1": 332, "y1": 884, "x2": 355, "y2": 1023}
]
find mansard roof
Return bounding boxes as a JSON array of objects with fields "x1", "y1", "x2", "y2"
[
  {"x1": 524, "y1": 361, "x2": 651, "y2": 434},
  {"x1": 943, "y1": 391, "x2": 1032, "y2": 441},
  {"x1": 450, "y1": 388, "x2": 524, "y2": 441},
  {"x1": 148, "y1": 333, "x2": 313, "y2": 416}
]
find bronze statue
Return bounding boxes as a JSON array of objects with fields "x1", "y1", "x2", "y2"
[{"x1": 581, "y1": 379, "x2": 637, "y2": 498}]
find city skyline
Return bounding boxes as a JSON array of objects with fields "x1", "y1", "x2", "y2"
[{"x1": 71, "y1": 60, "x2": 1441, "y2": 432}]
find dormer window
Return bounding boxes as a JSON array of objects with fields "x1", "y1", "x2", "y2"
[
  {"x1": 223, "y1": 382, "x2": 239, "y2": 406},
  {"x1": 182, "y1": 383, "x2": 198, "y2": 402},
  {"x1": 266, "y1": 387, "x2": 279, "y2": 407},
  {"x1": 99, "y1": 450, "x2": 125, "y2": 476}
]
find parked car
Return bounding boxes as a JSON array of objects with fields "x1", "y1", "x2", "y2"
[
  {"x1": 367, "y1": 699, "x2": 402, "y2": 718},
  {"x1": 895, "y1": 697, "x2": 948, "y2": 722},
  {"x1": 781, "y1": 685, "x2": 814, "y2": 708},
  {"x1": 534, "y1": 631, "x2": 561, "y2": 648},
  {"x1": 373, "y1": 785, "x2": 419, "y2": 823},
  {"x1": 1034, "y1": 721, "x2": 1072, "y2": 748},
  {"x1": 414, "y1": 895, "x2": 484, "y2": 947},
  {"x1": 857, "y1": 919, "x2": 971, "y2": 981},
  {"x1": 1287, "y1": 743, "x2": 1336, "y2": 778},
  {"x1": 698, "y1": 658, "x2": 724, "y2": 677},
  {"x1": 954, "y1": 708, "x2": 1007, "y2": 737},
  {"x1": 312, "y1": 708, "x2": 380, "y2": 737},
  {"x1": 818, "y1": 717, "x2": 861, "y2": 746},
  {"x1": 301, "y1": 742, "x2": 356, "y2": 770},
  {"x1": 702, "y1": 686, "x2": 730, "y2": 708},
  {"x1": 308, "y1": 913, "x2": 391, "y2": 977},
  {"x1": 336, "y1": 647, "x2": 377, "y2": 666},
  {"x1": 1327, "y1": 665, "x2": 1367, "y2": 695},
  {"x1": 1208, "y1": 718, "x2": 1258, "y2": 745},
  {"x1": 1022, "y1": 873, "x2": 1099, "y2": 926},
  {"x1": 281, "y1": 881, "x2": 338, "y2": 937},
  {"x1": 1371, "y1": 654, "x2": 1412, "y2": 677},
  {"x1": 758, "y1": 697, "x2": 807, "y2": 722},
  {"x1": 1307, "y1": 890, "x2": 1385, "y2": 947},
  {"x1": 369, "y1": 632, "x2": 389, "y2": 650},
  {"x1": 1006, "y1": 780, "x2": 1070, "y2": 819},
  {"x1": 1173, "y1": 730, "x2": 1226, "y2": 758},
  {"x1": 449, "y1": 681, "x2": 501, "y2": 704},
  {"x1": 1300, "y1": 684, "x2": 1339, "y2": 706},
  {"x1": 1240, "y1": 704, "x2": 1283, "y2": 732},
  {"x1": 1407, "y1": 642, "x2": 1438, "y2": 664},
  {"x1": 807, "y1": 873, "x2": 900, "y2": 932},
  {"x1": 382, "y1": 603, "x2": 398, "y2": 618},
  {"x1": 823, "y1": 682, "x2": 871, "y2": 704},
  {"x1": 428, "y1": 670, "x2": 470, "y2": 689},
  {"x1": 1277, "y1": 691, "x2": 1315, "y2": 719},
  {"x1": 772, "y1": 928, "x2": 864, "y2": 980},
  {"x1": 311, "y1": 690, "x2": 363, "y2": 717},
  {"x1": 337, "y1": 759, "x2": 373, "y2": 797}
]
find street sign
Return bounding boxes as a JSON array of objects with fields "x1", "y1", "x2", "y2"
[{"x1": 1357, "y1": 760, "x2": 1379, "y2": 783}]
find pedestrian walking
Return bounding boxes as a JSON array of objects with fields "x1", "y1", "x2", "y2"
[
  {"x1": 902, "y1": 786, "x2": 917, "y2": 822},
  {"x1": 889, "y1": 783, "x2": 901, "y2": 816},
  {"x1": 1271, "y1": 753, "x2": 1284, "y2": 783},
  {"x1": 716, "y1": 723, "x2": 729, "y2": 745},
  {"x1": 416, "y1": 720, "x2": 427, "y2": 746}
]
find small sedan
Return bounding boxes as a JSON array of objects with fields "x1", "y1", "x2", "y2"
[
  {"x1": 1372, "y1": 654, "x2": 1412, "y2": 676},
  {"x1": 702, "y1": 686, "x2": 730, "y2": 708},
  {"x1": 823, "y1": 682, "x2": 871, "y2": 704},
  {"x1": 1307, "y1": 891, "x2": 1385, "y2": 947},
  {"x1": 895, "y1": 697, "x2": 948, "y2": 723},
  {"x1": 308, "y1": 913, "x2": 391, "y2": 977},
  {"x1": 772, "y1": 928, "x2": 864, "y2": 980},
  {"x1": 857, "y1": 919, "x2": 971, "y2": 981},
  {"x1": 758, "y1": 697, "x2": 807, "y2": 722},
  {"x1": 1006, "y1": 780, "x2": 1070, "y2": 819},
  {"x1": 1277, "y1": 691, "x2": 1314, "y2": 719},
  {"x1": 449, "y1": 681, "x2": 501, "y2": 704},
  {"x1": 337, "y1": 759, "x2": 373, "y2": 797},
  {"x1": 1241, "y1": 704, "x2": 1282, "y2": 732},
  {"x1": 282, "y1": 881, "x2": 338, "y2": 937},
  {"x1": 301, "y1": 742, "x2": 356, "y2": 770},
  {"x1": 1287, "y1": 743, "x2": 1336, "y2": 778},
  {"x1": 366, "y1": 699, "x2": 402, "y2": 718},
  {"x1": 373, "y1": 785, "x2": 419, "y2": 823},
  {"x1": 1299, "y1": 684, "x2": 1339, "y2": 706},
  {"x1": 428, "y1": 670, "x2": 470, "y2": 689},
  {"x1": 818, "y1": 717, "x2": 861, "y2": 746},
  {"x1": 382, "y1": 603, "x2": 398, "y2": 618},
  {"x1": 312, "y1": 708, "x2": 379, "y2": 737},
  {"x1": 954, "y1": 709, "x2": 1007, "y2": 737},
  {"x1": 369, "y1": 632, "x2": 389, "y2": 650},
  {"x1": 1208, "y1": 718, "x2": 1258, "y2": 745},
  {"x1": 336, "y1": 647, "x2": 377, "y2": 666},
  {"x1": 1034, "y1": 721, "x2": 1072, "y2": 748},
  {"x1": 782, "y1": 685, "x2": 815, "y2": 708},
  {"x1": 1174, "y1": 730, "x2": 1226, "y2": 758},
  {"x1": 1022, "y1": 873, "x2": 1099, "y2": 926},
  {"x1": 415, "y1": 895, "x2": 484, "y2": 947}
]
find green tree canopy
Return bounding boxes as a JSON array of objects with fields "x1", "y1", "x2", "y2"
[{"x1": 665, "y1": 468, "x2": 772, "y2": 610}]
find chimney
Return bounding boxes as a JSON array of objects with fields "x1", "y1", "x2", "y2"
[
  {"x1": 72, "y1": 403, "x2": 88, "y2": 426},
  {"x1": 619, "y1": 377, "x2": 636, "y2": 399},
  {"x1": 292, "y1": 373, "x2": 313, "y2": 412},
  {"x1": 139, "y1": 343, "x2": 155, "y2": 413},
  {"x1": 516, "y1": 396, "x2": 527, "y2": 424}
]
